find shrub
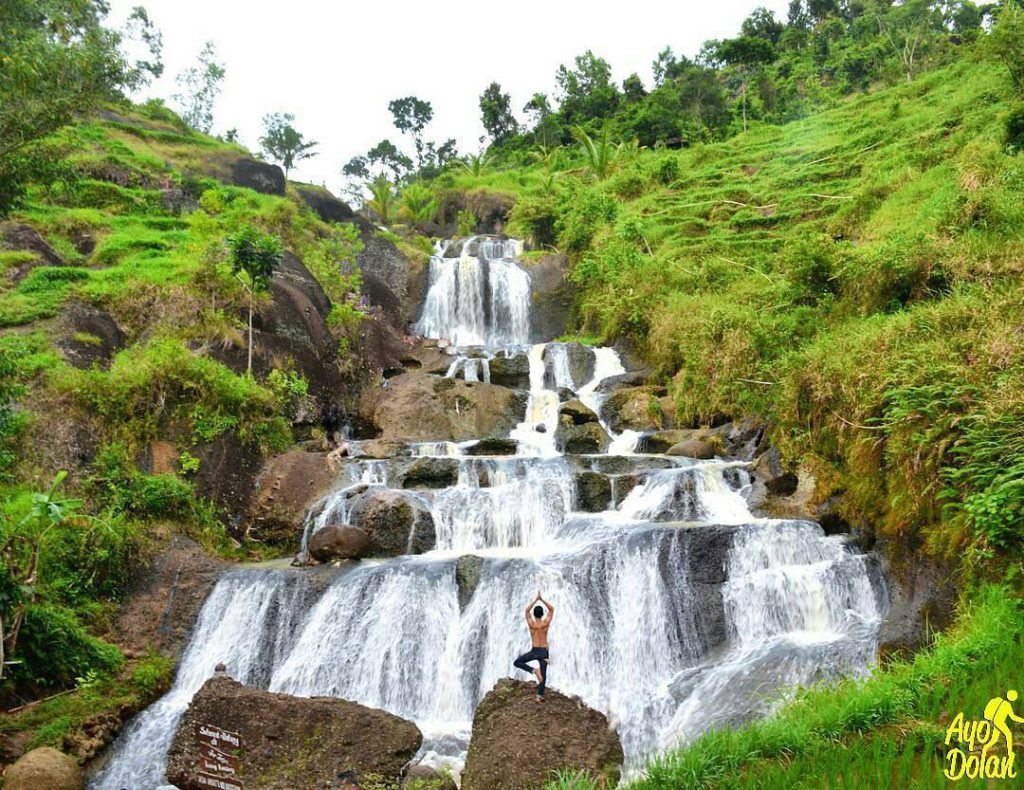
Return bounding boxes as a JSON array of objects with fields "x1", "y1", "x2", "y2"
[
  {"x1": 555, "y1": 182, "x2": 618, "y2": 253},
  {"x1": 12, "y1": 604, "x2": 123, "y2": 689}
]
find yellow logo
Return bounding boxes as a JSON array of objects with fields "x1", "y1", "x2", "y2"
[{"x1": 944, "y1": 690, "x2": 1023, "y2": 780}]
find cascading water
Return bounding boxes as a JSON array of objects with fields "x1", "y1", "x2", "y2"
[{"x1": 94, "y1": 237, "x2": 884, "y2": 788}]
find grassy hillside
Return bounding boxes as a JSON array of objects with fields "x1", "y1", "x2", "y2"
[{"x1": 451, "y1": 59, "x2": 1024, "y2": 569}]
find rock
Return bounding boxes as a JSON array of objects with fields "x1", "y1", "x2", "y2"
[
  {"x1": 349, "y1": 489, "x2": 435, "y2": 556},
  {"x1": 455, "y1": 555, "x2": 485, "y2": 610},
  {"x1": 575, "y1": 472, "x2": 611, "y2": 512},
  {"x1": 359, "y1": 372, "x2": 527, "y2": 443},
  {"x1": 0, "y1": 222, "x2": 64, "y2": 283},
  {"x1": 487, "y1": 353, "x2": 530, "y2": 389},
  {"x1": 667, "y1": 439, "x2": 716, "y2": 460},
  {"x1": 248, "y1": 451, "x2": 339, "y2": 545},
  {"x1": 462, "y1": 679, "x2": 624, "y2": 790},
  {"x1": 559, "y1": 399, "x2": 599, "y2": 425},
  {"x1": 464, "y1": 437, "x2": 518, "y2": 456},
  {"x1": 874, "y1": 546, "x2": 956, "y2": 659},
  {"x1": 436, "y1": 190, "x2": 516, "y2": 237},
  {"x1": 403, "y1": 764, "x2": 457, "y2": 789},
  {"x1": 638, "y1": 429, "x2": 700, "y2": 454},
  {"x1": 398, "y1": 456, "x2": 460, "y2": 489},
  {"x1": 555, "y1": 421, "x2": 609, "y2": 455},
  {"x1": 53, "y1": 301, "x2": 124, "y2": 370},
  {"x1": 166, "y1": 677, "x2": 421, "y2": 790},
  {"x1": 355, "y1": 439, "x2": 409, "y2": 459},
  {"x1": 295, "y1": 185, "x2": 356, "y2": 223},
  {"x1": 191, "y1": 433, "x2": 266, "y2": 535},
  {"x1": 544, "y1": 343, "x2": 594, "y2": 390},
  {"x1": 708, "y1": 418, "x2": 765, "y2": 460},
  {"x1": 595, "y1": 369, "x2": 653, "y2": 393},
  {"x1": 526, "y1": 254, "x2": 572, "y2": 342},
  {"x1": 309, "y1": 525, "x2": 369, "y2": 561},
  {"x1": 601, "y1": 387, "x2": 672, "y2": 433},
  {"x1": 113, "y1": 534, "x2": 224, "y2": 660},
  {"x1": 229, "y1": 156, "x2": 285, "y2": 195},
  {"x1": 357, "y1": 227, "x2": 428, "y2": 327},
  {"x1": 3, "y1": 747, "x2": 83, "y2": 790}
]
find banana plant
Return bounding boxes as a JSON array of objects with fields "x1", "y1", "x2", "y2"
[
  {"x1": 366, "y1": 174, "x2": 397, "y2": 225},
  {"x1": 571, "y1": 124, "x2": 615, "y2": 180},
  {"x1": 398, "y1": 182, "x2": 438, "y2": 224}
]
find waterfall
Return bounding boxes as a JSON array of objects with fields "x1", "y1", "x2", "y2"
[
  {"x1": 91, "y1": 571, "x2": 318, "y2": 790},
  {"x1": 95, "y1": 237, "x2": 884, "y2": 787}
]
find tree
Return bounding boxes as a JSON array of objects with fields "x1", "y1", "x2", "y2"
[
  {"x1": 742, "y1": 7, "x2": 785, "y2": 44},
  {"x1": 523, "y1": 93, "x2": 556, "y2": 146},
  {"x1": 259, "y1": 112, "x2": 318, "y2": 179},
  {"x1": 984, "y1": 0, "x2": 1024, "y2": 91},
  {"x1": 367, "y1": 139, "x2": 413, "y2": 182},
  {"x1": 875, "y1": 0, "x2": 941, "y2": 82},
  {"x1": 388, "y1": 96, "x2": 433, "y2": 167},
  {"x1": 366, "y1": 174, "x2": 397, "y2": 225},
  {"x1": 229, "y1": 226, "x2": 284, "y2": 375},
  {"x1": 121, "y1": 5, "x2": 164, "y2": 90},
  {"x1": 398, "y1": 182, "x2": 437, "y2": 224},
  {"x1": 479, "y1": 82, "x2": 519, "y2": 144},
  {"x1": 555, "y1": 51, "x2": 621, "y2": 128},
  {"x1": 622, "y1": 73, "x2": 648, "y2": 104},
  {"x1": 0, "y1": 472, "x2": 82, "y2": 680},
  {"x1": 714, "y1": 36, "x2": 777, "y2": 130},
  {"x1": 0, "y1": 0, "x2": 135, "y2": 213},
  {"x1": 172, "y1": 40, "x2": 225, "y2": 133}
]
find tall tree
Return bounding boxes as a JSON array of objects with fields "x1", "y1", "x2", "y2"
[
  {"x1": 0, "y1": 0, "x2": 135, "y2": 213},
  {"x1": 555, "y1": 51, "x2": 621, "y2": 128},
  {"x1": 742, "y1": 7, "x2": 785, "y2": 44},
  {"x1": 172, "y1": 40, "x2": 225, "y2": 133},
  {"x1": 984, "y1": 0, "x2": 1024, "y2": 90},
  {"x1": 875, "y1": 0, "x2": 941, "y2": 82},
  {"x1": 229, "y1": 226, "x2": 284, "y2": 375},
  {"x1": 479, "y1": 82, "x2": 519, "y2": 144},
  {"x1": 259, "y1": 112, "x2": 318, "y2": 179},
  {"x1": 367, "y1": 139, "x2": 413, "y2": 182},
  {"x1": 523, "y1": 93, "x2": 555, "y2": 146},
  {"x1": 388, "y1": 96, "x2": 433, "y2": 167},
  {"x1": 714, "y1": 36, "x2": 777, "y2": 130}
]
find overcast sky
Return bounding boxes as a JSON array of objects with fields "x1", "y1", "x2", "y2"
[{"x1": 107, "y1": 0, "x2": 791, "y2": 192}]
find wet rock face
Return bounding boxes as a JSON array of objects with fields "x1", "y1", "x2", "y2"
[
  {"x1": 463, "y1": 437, "x2": 518, "y2": 456},
  {"x1": 486, "y1": 353, "x2": 530, "y2": 389},
  {"x1": 348, "y1": 488, "x2": 436, "y2": 556},
  {"x1": 166, "y1": 677, "x2": 422, "y2": 790},
  {"x1": 543, "y1": 343, "x2": 595, "y2": 390},
  {"x1": 397, "y1": 456, "x2": 460, "y2": 489},
  {"x1": 248, "y1": 451, "x2": 339, "y2": 545},
  {"x1": 462, "y1": 679, "x2": 624, "y2": 790},
  {"x1": 555, "y1": 420, "x2": 610, "y2": 454},
  {"x1": 528, "y1": 254, "x2": 573, "y2": 343},
  {"x1": 575, "y1": 471, "x2": 612, "y2": 512},
  {"x1": 559, "y1": 399, "x2": 599, "y2": 425},
  {"x1": 455, "y1": 555, "x2": 485, "y2": 610},
  {"x1": 308, "y1": 525, "x2": 369, "y2": 561}
]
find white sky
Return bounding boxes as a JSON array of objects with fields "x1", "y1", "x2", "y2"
[{"x1": 107, "y1": 0, "x2": 790, "y2": 193}]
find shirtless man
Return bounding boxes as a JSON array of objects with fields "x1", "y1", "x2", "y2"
[{"x1": 513, "y1": 591, "x2": 554, "y2": 702}]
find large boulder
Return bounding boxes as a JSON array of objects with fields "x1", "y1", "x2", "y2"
[
  {"x1": 2, "y1": 747, "x2": 83, "y2": 790},
  {"x1": 600, "y1": 387, "x2": 673, "y2": 433},
  {"x1": 248, "y1": 451, "x2": 339, "y2": 545},
  {"x1": 667, "y1": 439, "x2": 716, "y2": 460},
  {"x1": 462, "y1": 679, "x2": 624, "y2": 790},
  {"x1": 464, "y1": 437, "x2": 518, "y2": 456},
  {"x1": 229, "y1": 156, "x2": 285, "y2": 195},
  {"x1": 308, "y1": 525, "x2": 368, "y2": 562},
  {"x1": 638, "y1": 429, "x2": 699, "y2": 454},
  {"x1": 487, "y1": 353, "x2": 530, "y2": 389},
  {"x1": 348, "y1": 488, "x2": 435, "y2": 556},
  {"x1": 575, "y1": 471, "x2": 612, "y2": 512},
  {"x1": 166, "y1": 677, "x2": 421, "y2": 790},
  {"x1": 357, "y1": 228, "x2": 429, "y2": 327},
  {"x1": 295, "y1": 185, "x2": 356, "y2": 223},
  {"x1": 455, "y1": 555, "x2": 485, "y2": 610},
  {"x1": 555, "y1": 421, "x2": 609, "y2": 455},
  {"x1": 191, "y1": 433, "x2": 267, "y2": 536},
  {"x1": 397, "y1": 456, "x2": 460, "y2": 489},
  {"x1": 359, "y1": 373, "x2": 527, "y2": 443}
]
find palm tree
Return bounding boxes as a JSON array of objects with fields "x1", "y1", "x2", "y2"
[
  {"x1": 456, "y1": 152, "x2": 494, "y2": 177},
  {"x1": 571, "y1": 125, "x2": 614, "y2": 180},
  {"x1": 367, "y1": 174, "x2": 396, "y2": 225},
  {"x1": 398, "y1": 182, "x2": 437, "y2": 224}
]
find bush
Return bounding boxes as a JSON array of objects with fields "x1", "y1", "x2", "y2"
[
  {"x1": 1006, "y1": 104, "x2": 1024, "y2": 151},
  {"x1": 555, "y1": 182, "x2": 618, "y2": 253},
  {"x1": 12, "y1": 604, "x2": 123, "y2": 689}
]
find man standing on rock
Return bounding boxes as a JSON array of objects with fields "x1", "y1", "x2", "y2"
[{"x1": 514, "y1": 591, "x2": 554, "y2": 702}]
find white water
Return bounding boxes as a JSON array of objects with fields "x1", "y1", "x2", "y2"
[{"x1": 94, "y1": 237, "x2": 884, "y2": 788}]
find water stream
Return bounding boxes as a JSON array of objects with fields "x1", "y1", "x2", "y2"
[{"x1": 92, "y1": 237, "x2": 884, "y2": 788}]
